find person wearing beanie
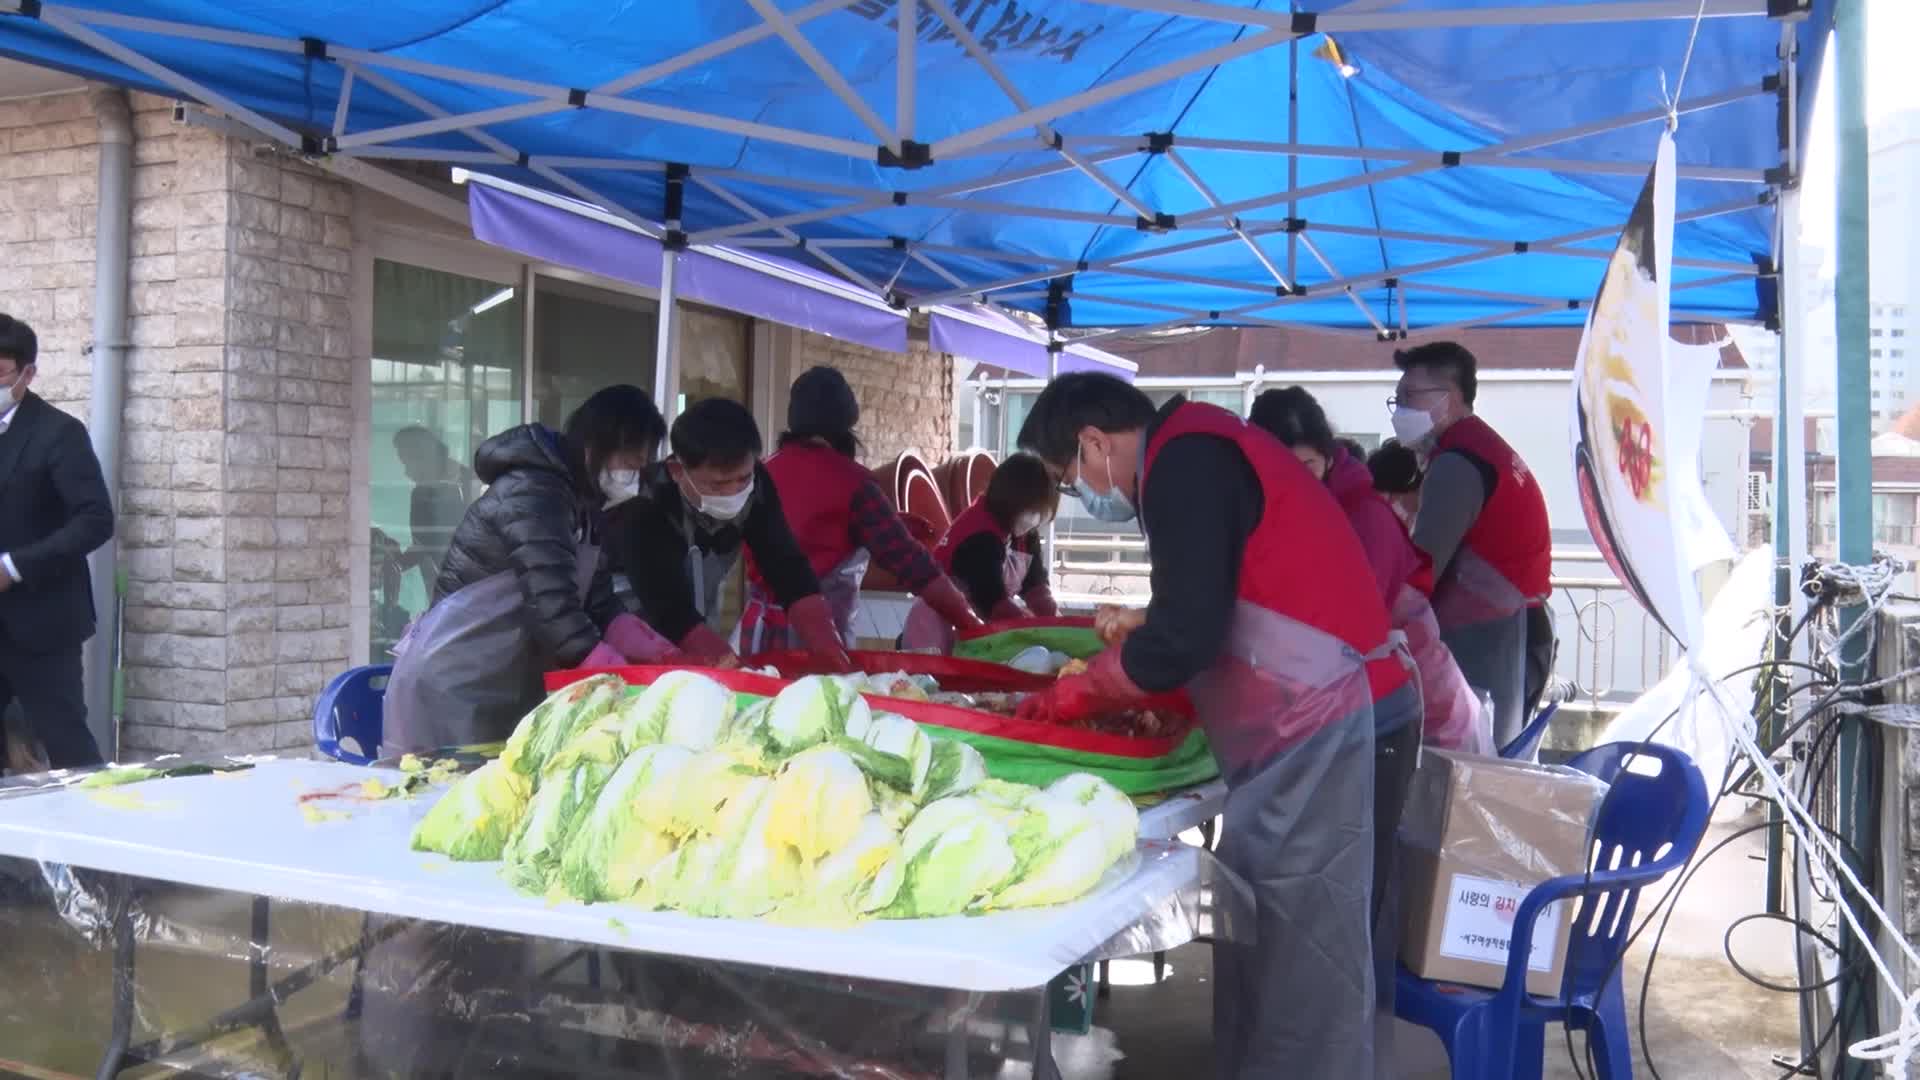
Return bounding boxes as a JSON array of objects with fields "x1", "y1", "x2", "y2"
[{"x1": 740, "y1": 366, "x2": 985, "y2": 653}]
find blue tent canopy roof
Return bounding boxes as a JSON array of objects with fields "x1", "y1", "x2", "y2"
[{"x1": 0, "y1": 0, "x2": 1833, "y2": 334}]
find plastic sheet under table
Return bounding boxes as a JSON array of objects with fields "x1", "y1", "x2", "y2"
[{"x1": 0, "y1": 759, "x2": 1209, "y2": 992}]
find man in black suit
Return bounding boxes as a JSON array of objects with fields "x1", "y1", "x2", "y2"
[{"x1": 0, "y1": 315, "x2": 113, "y2": 768}]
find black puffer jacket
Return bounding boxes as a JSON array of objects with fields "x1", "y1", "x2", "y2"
[{"x1": 433, "y1": 424, "x2": 616, "y2": 667}]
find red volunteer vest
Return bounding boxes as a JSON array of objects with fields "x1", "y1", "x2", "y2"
[
  {"x1": 745, "y1": 443, "x2": 869, "y2": 593},
  {"x1": 1432, "y1": 415, "x2": 1553, "y2": 600},
  {"x1": 931, "y1": 498, "x2": 1031, "y2": 576},
  {"x1": 1142, "y1": 403, "x2": 1407, "y2": 702}
]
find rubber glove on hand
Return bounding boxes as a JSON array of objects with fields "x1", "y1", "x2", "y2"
[
  {"x1": 605, "y1": 613, "x2": 682, "y2": 663},
  {"x1": 1022, "y1": 587, "x2": 1060, "y2": 618},
  {"x1": 1013, "y1": 648, "x2": 1147, "y2": 726},
  {"x1": 920, "y1": 575, "x2": 987, "y2": 634},
  {"x1": 677, "y1": 623, "x2": 740, "y2": 668},
  {"x1": 1094, "y1": 604, "x2": 1146, "y2": 647},
  {"x1": 789, "y1": 593, "x2": 856, "y2": 673},
  {"x1": 580, "y1": 642, "x2": 627, "y2": 670}
]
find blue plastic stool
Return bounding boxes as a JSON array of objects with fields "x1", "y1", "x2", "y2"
[
  {"x1": 312, "y1": 665, "x2": 391, "y2": 765},
  {"x1": 1499, "y1": 702, "x2": 1558, "y2": 761},
  {"x1": 1394, "y1": 742, "x2": 1710, "y2": 1079}
]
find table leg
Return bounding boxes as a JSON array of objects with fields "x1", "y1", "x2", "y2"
[
  {"x1": 1029, "y1": 989, "x2": 1061, "y2": 1080},
  {"x1": 247, "y1": 897, "x2": 300, "y2": 1073},
  {"x1": 943, "y1": 990, "x2": 970, "y2": 1080},
  {"x1": 94, "y1": 875, "x2": 135, "y2": 1080}
]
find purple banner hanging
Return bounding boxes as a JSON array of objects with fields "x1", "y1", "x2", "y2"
[
  {"x1": 928, "y1": 307, "x2": 1135, "y2": 380},
  {"x1": 468, "y1": 182, "x2": 907, "y2": 353}
]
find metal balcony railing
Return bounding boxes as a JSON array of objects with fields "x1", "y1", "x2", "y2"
[{"x1": 1048, "y1": 534, "x2": 1675, "y2": 718}]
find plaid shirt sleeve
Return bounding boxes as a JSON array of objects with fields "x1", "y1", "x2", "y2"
[{"x1": 849, "y1": 478, "x2": 941, "y2": 592}]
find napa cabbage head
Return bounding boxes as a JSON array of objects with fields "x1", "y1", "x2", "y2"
[
  {"x1": 556, "y1": 747, "x2": 692, "y2": 902},
  {"x1": 663, "y1": 747, "x2": 762, "y2": 838},
  {"x1": 501, "y1": 759, "x2": 614, "y2": 894},
  {"x1": 882, "y1": 796, "x2": 1016, "y2": 918},
  {"x1": 502, "y1": 675, "x2": 623, "y2": 778},
  {"x1": 994, "y1": 793, "x2": 1116, "y2": 909},
  {"x1": 615, "y1": 671, "x2": 738, "y2": 752},
  {"x1": 786, "y1": 812, "x2": 903, "y2": 922},
  {"x1": 1043, "y1": 773, "x2": 1139, "y2": 862},
  {"x1": 923, "y1": 738, "x2": 987, "y2": 802},
  {"x1": 834, "y1": 710, "x2": 932, "y2": 798},
  {"x1": 645, "y1": 778, "x2": 801, "y2": 918},
  {"x1": 765, "y1": 745, "x2": 873, "y2": 862},
  {"x1": 410, "y1": 760, "x2": 531, "y2": 861},
  {"x1": 755, "y1": 675, "x2": 868, "y2": 757}
]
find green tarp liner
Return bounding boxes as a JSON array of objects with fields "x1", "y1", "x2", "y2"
[{"x1": 952, "y1": 618, "x2": 1107, "y2": 665}]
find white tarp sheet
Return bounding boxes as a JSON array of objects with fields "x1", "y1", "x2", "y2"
[{"x1": 0, "y1": 759, "x2": 1205, "y2": 993}]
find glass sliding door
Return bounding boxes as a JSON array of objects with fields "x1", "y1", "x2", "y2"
[
  {"x1": 531, "y1": 274, "x2": 658, "y2": 428},
  {"x1": 369, "y1": 259, "x2": 525, "y2": 658}
]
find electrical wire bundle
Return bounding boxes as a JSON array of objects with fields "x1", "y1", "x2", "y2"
[{"x1": 1557, "y1": 555, "x2": 1918, "y2": 1080}]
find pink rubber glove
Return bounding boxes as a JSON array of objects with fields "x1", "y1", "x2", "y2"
[
  {"x1": 581, "y1": 642, "x2": 626, "y2": 669},
  {"x1": 606, "y1": 613, "x2": 682, "y2": 663}
]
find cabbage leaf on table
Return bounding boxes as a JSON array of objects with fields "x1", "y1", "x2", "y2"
[
  {"x1": 747, "y1": 675, "x2": 869, "y2": 758},
  {"x1": 765, "y1": 745, "x2": 874, "y2": 862},
  {"x1": 644, "y1": 776, "x2": 802, "y2": 918},
  {"x1": 409, "y1": 759, "x2": 531, "y2": 862},
  {"x1": 881, "y1": 796, "x2": 1017, "y2": 918},
  {"x1": 615, "y1": 670, "x2": 740, "y2": 752},
  {"x1": 557, "y1": 746, "x2": 694, "y2": 902},
  {"x1": 995, "y1": 793, "x2": 1117, "y2": 909},
  {"x1": 834, "y1": 710, "x2": 932, "y2": 800},
  {"x1": 783, "y1": 811, "x2": 904, "y2": 923}
]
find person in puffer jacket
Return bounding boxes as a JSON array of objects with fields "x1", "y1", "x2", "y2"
[{"x1": 384, "y1": 385, "x2": 678, "y2": 752}]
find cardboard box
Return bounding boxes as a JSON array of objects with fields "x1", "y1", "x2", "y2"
[{"x1": 1398, "y1": 749, "x2": 1609, "y2": 996}]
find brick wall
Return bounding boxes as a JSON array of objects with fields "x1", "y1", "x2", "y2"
[
  {"x1": 798, "y1": 330, "x2": 954, "y2": 469},
  {"x1": 0, "y1": 89, "x2": 354, "y2": 755}
]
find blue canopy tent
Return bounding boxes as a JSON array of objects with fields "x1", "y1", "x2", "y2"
[{"x1": 0, "y1": 0, "x2": 1832, "y2": 343}]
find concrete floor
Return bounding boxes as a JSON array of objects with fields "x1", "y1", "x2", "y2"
[
  {"x1": 0, "y1": 810, "x2": 1805, "y2": 1080},
  {"x1": 1063, "y1": 810, "x2": 1806, "y2": 1080}
]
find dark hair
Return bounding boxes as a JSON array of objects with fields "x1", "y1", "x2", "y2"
[
  {"x1": 984, "y1": 452, "x2": 1059, "y2": 528},
  {"x1": 392, "y1": 424, "x2": 447, "y2": 458},
  {"x1": 1015, "y1": 372, "x2": 1157, "y2": 466},
  {"x1": 563, "y1": 384, "x2": 667, "y2": 479},
  {"x1": 671, "y1": 397, "x2": 763, "y2": 469},
  {"x1": 1367, "y1": 439, "x2": 1422, "y2": 495},
  {"x1": 778, "y1": 429, "x2": 861, "y2": 459},
  {"x1": 1393, "y1": 340, "x2": 1478, "y2": 406},
  {"x1": 1336, "y1": 438, "x2": 1370, "y2": 462},
  {"x1": 0, "y1": 314, "x2": 38, "y2": 371},
  {"x1": 1247, "y1": 386, "x2": 1336, "y2": 456}
]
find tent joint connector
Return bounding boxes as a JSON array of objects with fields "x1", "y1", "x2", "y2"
[
  {"x1": 7, "y1": 0, "x2": 39, "y2": 17},
  {"x1": 1047, "y1": 339, "x2": 1065, "y2": 354},
  {"x1": 887, "y1": 290, "x2": 909, "y2": 310},
  {"x1": 1762, "y1": 73, "x2": 1782, "y2": 93},
  {"x1": 1567, "y1": 299, "x2": 1581, "y2": 310},
  {"x1": 300, "y1": 133, "x2": 336, "y2": 158},
  {"x1": 1383, "y1": 277, "x2": 1399, "y2": 289},
  {"x1": 516, "y1": 151, "x2": 530, "y2": 167},
  {"x1": 1289, "y1": 284, "x2": 1308, "y2": 297},
  {"x1": 1209, "y1": 310, "x2": 1221, "y2": 320},
  {"x1": 1765, "y1": 0, "x2": 1811, "y2": 20},
  {"x1": 878, "y1": 140, "x2": 933, "y2": 169},
  {"x1": 1146, "y1": 132, "x2": 1174, "y2": 154},
  {"x1": 1763, "y1": 164, "x2": 1789, "y2": 187},
  {"x1": 1284, "y1": 217, "x2": 1306, "y2": 233},
  {"x1": 1441, "y1": 151, "x2": 1462, "y2": 168},
  {"x1": 889, "y1": 236, "x2": 907, "y2": 250},
  {"x1": 1291, "y1": 12, "x2": 1317, "y2": 34},
  {"x1": 1136, "y1": 213, "x2": 1175, "y2": 233},
  {"x1": 892, "y1": 191, "x2": 908, "y2": 206},
  {"x1": 1513, "y1": 241, "x2": 1530, "y2": 254},
  {"x1": 1075, "y1": 261, "x2": 1089, "y2": 272},
  {"x1": 567, "y1": 89, "x2": 588, "y2": 108},
  {"x1": 662, "y1": 229, "x2": 689, "y2": 252},
  {"x1": 302, "y1": 37, "x2": 328, "y2": 61},
  {"x1": 1377, "y1": 330, "x2": 1397, "y2": 342}
]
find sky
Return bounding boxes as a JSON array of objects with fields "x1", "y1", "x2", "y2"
[{"x1": 1798, "y1": 0, "x2": 1920, "y2": 272}]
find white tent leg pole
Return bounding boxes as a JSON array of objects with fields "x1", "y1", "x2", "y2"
[{"x1": 656, "y1": 251, "x2": 683, "y2": 425}]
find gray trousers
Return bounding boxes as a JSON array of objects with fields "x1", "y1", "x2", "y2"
[
  {"x1": 1441, "y1": 608, "x2": 1529, "y2": 751},
  {"x1": 1213, "y1": 705, "x2": 1376, "y2": 1080}
]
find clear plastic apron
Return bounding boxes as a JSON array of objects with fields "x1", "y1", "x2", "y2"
[
  {"x1": 1391, "y1": 583, "x2": 1493, "y2": 755},
  {"x1": 899, "y1": 545, "x2": 1028, "y2": 654},
  {"x1": 384, "y1": 533, "x2": 600, "y2": 752},
  {"x1": 735, "y1": 548, "x2": 871, "y2": 653},
  {"x1": 1429, "y1": 547, "x2": 1533, "y2": 629},
  {"x1": 1188, "y1": 598, "x2": 1377, "y2": 786}
]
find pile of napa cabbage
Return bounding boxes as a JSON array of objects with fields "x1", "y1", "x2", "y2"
[{"x1": 411, "y1": 672, "x2": 1138, "y2": 921}]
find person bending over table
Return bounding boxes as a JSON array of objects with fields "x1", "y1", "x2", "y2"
[
  {"x1": 900, "y1": 452, "x2": 1060, "y2": 652},
  {"x1": 610, "y1": 397, "x2": 852, "y2": 672}
]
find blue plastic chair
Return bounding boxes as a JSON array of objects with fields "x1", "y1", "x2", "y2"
[
  {"x1": 312, "y1": 665, "x2": 391, "y2": 765},
  {"x1": 1394, "y1": 742, "x2": 1710, "y2": 1079},
  {"x1": 1499, "y1": 702, "x2": 1558, "y2": 761}
]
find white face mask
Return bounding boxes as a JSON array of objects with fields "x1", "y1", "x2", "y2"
[
  {"x1": 599, "y1": 468, "x2": 641, "y2": 508},
  {"x1": 687, "y1": 472, "x2": 754, "y2": 521},
  {"x1": 1013, "y1": 512, "x2": 1044, "y2": 536},
  {"x1": 1390, "y1": 406, "x2": 1436, "y2": 448}
]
